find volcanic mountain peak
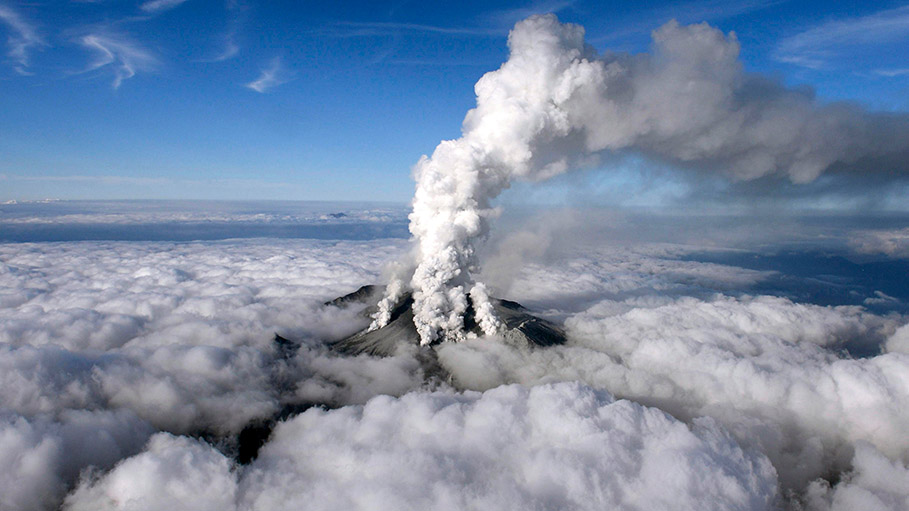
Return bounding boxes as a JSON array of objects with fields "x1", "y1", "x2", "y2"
[{"x1": 327, "y1": 285, "x2": 566, "y2": 357}]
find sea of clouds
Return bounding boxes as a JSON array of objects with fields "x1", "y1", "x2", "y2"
[{"x1": 1, "y1": 202, "x2": 908, "y2": 510}]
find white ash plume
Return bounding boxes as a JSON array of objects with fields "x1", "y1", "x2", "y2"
[{"x1": 375, "y1": 14, "x2": 909, "y2": 344}]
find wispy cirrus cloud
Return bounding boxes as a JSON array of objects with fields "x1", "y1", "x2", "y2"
[
  {"x1": 244, "y1": 57, "x2": 292, "y2": 93},
  {"x1": 482, "y1": 0, "x2": 576, "y2": 28},
  {"x1": 323, "y1": 20, "x2": 501, "y2": 38},
  {"x1": 197, "y1": 0, "x2": 246, "y2": 62},
  {"x1": 775, "y1": 5, "x2": 909, "y2": 69},
  {"x1": 209, "y1": 36, "x2": 238, "y2": 61},
  {"x1": 140, "y1": 0, "x2": 190, "y2": 14},
  {"x1": 0, "y1": 3, "x2": 44, "y2": 74},
  {"x1": 874, "y1": 68, "x2": 909, "y2": 77},
  {"x1": 77, "y1": 33, "x2": 157, "y2": 89},
  {"x1": 588, "y1": 0, "x2": 780, "y2": 44},
  {"x1": 325, "y1": 2, "x2": 573, "y2": 40}
]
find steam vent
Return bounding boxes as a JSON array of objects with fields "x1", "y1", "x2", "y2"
[{"x1": 327, "y1": 285, "x2": 566, "y2": 357}]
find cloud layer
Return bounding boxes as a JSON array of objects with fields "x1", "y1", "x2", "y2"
[
  {"x1": 0, "y1": 225, "x2": 907, "y2": 510},
  {"x1": 0, "y1": 237, "x2": 430, "y2": 510},
  {"x1": 240, "y1": 382, "x2": 777, "y2": 511},
  {"x1": 62, "y1": 383, "x2": 778, "y2": 511}
]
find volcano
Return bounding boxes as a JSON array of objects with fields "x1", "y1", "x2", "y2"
[{"x1": 327, "y1": 285, "x2": 566, "y2": 357}]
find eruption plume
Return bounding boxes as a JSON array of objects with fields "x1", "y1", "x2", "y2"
[{"x1": 374, "y1": 14, "x2": 909, "y2": 345}]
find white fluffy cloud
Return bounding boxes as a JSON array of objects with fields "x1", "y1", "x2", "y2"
[
  {"x1": 0, "y1": 409, "x2": 152, "y2": 511},
  {"x1": 850, "y1": 228, "x2": 909, "y2": 258},
  {"x1": 65, "y1": 433, "x2": 238, "y2": 511},
  {"x1": 0, "y1": 239, "x2": 417, "y2": 435},
  {"x1": 61, "y1": 384, "x2": 777, "y2": 511},
  {"x1": 243, "y1": 382, "x2": 777, "y2": 511},
  {"x1": 0, "y1": 238, "x2": 428, "y2": 510},
  {"x1": 437, "y1": 291, "x2": 908, "y2": 491},
  {"x1": 1, "y1": 223, "x2": 908, "y2": 510},
  {"x1": 802, "y1": 443, "x2": 909, "y2": 511}
]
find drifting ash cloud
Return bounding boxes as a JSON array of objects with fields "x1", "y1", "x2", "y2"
[{"x1": 375, "y1": 14, "x2": 909, "y2": 346}]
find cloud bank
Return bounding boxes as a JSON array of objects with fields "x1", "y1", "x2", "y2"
[
  {"x1": 0, "y1": 226, "x2": 907, "y2": 510},
  {"x1": 240, "y1": 383, "x2": 777, "y2": 511},
  {"x1": 62, "y1": 383, "x2": 778, "y2": 511},
  {"x1": 435, "y1": 258, "x2": 909, "y2": 492}
]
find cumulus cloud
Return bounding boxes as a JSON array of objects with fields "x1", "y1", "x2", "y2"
[
  {"x1": 65, "y1": 433, "x2": 238, "y2": 511},
  {"x1": 0, "y1": 237, "x2": 431, "y2": 510},
  {"x1": 886, "y1": 324, "x2": 909, "y2": 355},
  {"x1": 0, "y1": 409, "x2": 153, "y2": 511},
  {"x1": 77, "y1": 33, "x2": 157, "y2": 89},
  {"x1": 375, "y1": 14, "x2": 909, "y2": 345},
  {"x1": 850, "y1": 227, "x2": 909, "y2": 258},
  {"x1": 1, "y1": 220, "x2": 908, "y2": 510},
  {"x1": 60, "y1": 384, "x2": 777, "y2": 511},
  {"x1": 245, "y1": 57, "x2": 292, "y2": 93},
  {"x1": 0, "y1": 239, "x2": 415, "y2": 429},
  {"x1": 802, "y1": 443, "x2": 909, "y2": 511},
  {"x1": 436, "y1": 291, "x2": 908, "y2": 491},
  {"x1": 0, "y1": 3, "x2": 44, "y2": 74},
  {"x1": 242, "y1": 382, "x2": 776, "y2": 511}
]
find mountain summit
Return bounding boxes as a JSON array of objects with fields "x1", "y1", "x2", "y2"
[{"x1": 327, "y1": 285, "x2": 566, "y2": 357}]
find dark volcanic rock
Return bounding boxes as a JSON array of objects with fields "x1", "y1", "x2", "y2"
[
  {"x1": 323, "y1": 284, "x2": 383, "y2": 308},
  {"x1": 328, "y1": 285, "x2": 566, "y2": 357}
]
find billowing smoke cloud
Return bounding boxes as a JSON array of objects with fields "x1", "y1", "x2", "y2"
[{"x1": 378, "y1": 14, "x2": 909, "y2": 344}]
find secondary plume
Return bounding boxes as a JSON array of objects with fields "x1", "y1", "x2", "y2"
[{"x1": 374, "y1": 14, "x2": 909, "y2": 344}]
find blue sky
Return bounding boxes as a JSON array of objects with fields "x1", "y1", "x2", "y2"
[{"x1": 1, "y1": 0, "x2": 908, "y2": 202}]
